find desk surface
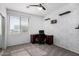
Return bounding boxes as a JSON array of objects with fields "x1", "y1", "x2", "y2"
[{"x1": 31, "y1": 34, "x2": 53, "y2": 36}]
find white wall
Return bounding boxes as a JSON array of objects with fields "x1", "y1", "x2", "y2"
[
  {"x1": 7, "y1": 10, "x2": 44, "y2": 46},
  {"x1": 44, "y1": 4, "x2": 79, "y2": 54},
  {"x1": 0, "y1": 4, "x2": 44, "y2": 48},
  {"x1": 29, "y1": 16, "x2": 44, "y2": 34},
  {"x1": 1, "y1": 3, "x2": 79, "y2": 54},
  {"x1": 0, "y1": 35, "x2": 2, "y2": 48},
  {"x1": 0, "y1": 4, "x2": 7, "y2": 49},
  {"x1": 0, "y1": 4, "x2": 6, "y2": 17},
  {"x1": 0, "y1": 15, "x2": 2, "y2": 48}
]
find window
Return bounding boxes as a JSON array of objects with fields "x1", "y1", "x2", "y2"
[
  {"x1": 21, "y1": 16, "x2": 28, "y2": 32},
  {"x1": 10, "y1": 16, "x2": 20, "y2": 33},
  {"x1": 9, "y1": 15, "x2": 28, "y2": 33}
]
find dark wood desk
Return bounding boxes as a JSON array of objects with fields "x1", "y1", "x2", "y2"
[{"x1": 31, "y1": 34, "x2": 53, "y2": 45}]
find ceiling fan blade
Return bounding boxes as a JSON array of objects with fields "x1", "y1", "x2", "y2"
[
  {"x1": 27, "y1": 4, "x2": 46, "y2": 10},
  {"x1": 29, "y1": 5, "x2": 39, "y2": 6},
  {"x1": 27, "y1": 5, "x2": 39, "y2": 8},
  {"x1": 39, "y1": 4, "x2": 46, "y2": 10},
  {"x1": 42, "y1": 6, "x2": 46, "y2": 10}
]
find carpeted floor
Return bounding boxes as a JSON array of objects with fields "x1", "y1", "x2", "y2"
[
  {"x1": 0, "y1": 48, "x2": 2, "y2": 52},
  {"x1": 0, "y1": 48, "x2": 2, "y2": 56},
  {"x1": 2, "y1": 43, "x2": 79, "y2": 56}
]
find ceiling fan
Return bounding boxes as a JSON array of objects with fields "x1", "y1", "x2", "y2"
[{"x1": 26, "y1": 4, "x2": 46, "y2": 10}]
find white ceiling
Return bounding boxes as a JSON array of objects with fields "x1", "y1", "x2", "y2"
[{"x1": 0, "y1": 3, "x2": 69, "y2": 17}]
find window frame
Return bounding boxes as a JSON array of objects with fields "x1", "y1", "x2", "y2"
[{"x1": 8, "y1": 14, "x2": 29, "y2": 34}]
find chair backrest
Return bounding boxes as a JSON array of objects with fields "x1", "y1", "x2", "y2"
[{"x1": 39, "y1": 30, "x2": 44, "y2": 35}]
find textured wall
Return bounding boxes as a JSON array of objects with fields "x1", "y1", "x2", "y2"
[
  {"x1": 44, "y1": 4, "x2": 79, "y2": 54},
  {"x1": 7, "y1": 10, "x2": 44, "y2": 46}
]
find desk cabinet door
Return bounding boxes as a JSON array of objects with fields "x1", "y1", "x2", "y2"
[
  {"x1": 46, "y1": 36, "x2": 53, "y2": 45},
  {"x1": 31, "y1": 35, "x2": 36, "y2": 43}
]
